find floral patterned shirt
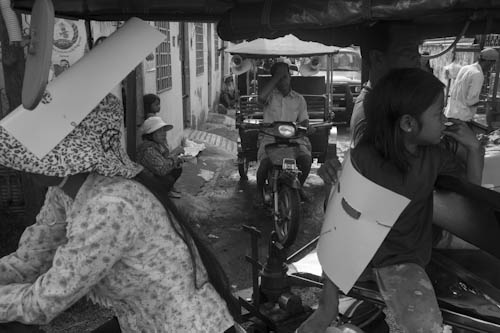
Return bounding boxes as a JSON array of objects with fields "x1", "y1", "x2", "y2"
[
  {"x1": 136, "y1": 140, "x2": 176, "y2": 176},
  {"x1": 0, "y1": 173, "x2": 233, "y2": 332}
]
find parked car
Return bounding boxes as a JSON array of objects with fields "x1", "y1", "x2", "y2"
[{"x1": 313, "y1": 47, "x2": 362, "y2": 126}]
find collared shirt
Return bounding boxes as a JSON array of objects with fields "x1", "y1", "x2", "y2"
[
  {"x1": 445, "y1": 62, "x2": 484, "y2": 121},
  {"x1": 0, "y1": 173, "x2": 233, "y2": 332},
  {"x1": 262, "y1": 89, "x2": 308, "y2": 123},
  {"x1": 258, "y1": 89, "x2": 310, "y2": 160}
]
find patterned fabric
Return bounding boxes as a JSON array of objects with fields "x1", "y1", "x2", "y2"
[
  {"x1": 0, "y1": 94, "x2": 142, "y2": 178},
  {"x1": 0, "y1": 187, "x2": 71, "y2": 286},
  {"x1": 0, "y1": 173, "x2": 233, "y2": 332},
  {"x1": 258, "y1": 89, "x2": 311, "y2": 160},
  {"x1": 136, "y1": 140, "x2": 176, "y2": 176},
  {"x1": 374, "y1": 263, "x2": 443, "y2": 332}
]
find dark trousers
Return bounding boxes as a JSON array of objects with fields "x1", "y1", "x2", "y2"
[
  {"x1": 0, "y1": 323, "x2": 43, "y2": 333},
  {"x1": 0, "y1": 319, "x2": 120, "y2": 333},
  {"x1": 92, "y1": 317, "x2": 121, "y2": 333},
  {"x1": 220, "y1": 91, "x2": 236, "y2": 108},
  {"x1": 256, "y1": 154, "x2": 312, "y2": 193},
  {"x1": 92, "y1": 317, "x2": 237, "y2": 333},
  {"x1": 158, "y1": 167, "x2": 182, "y2": 191}
]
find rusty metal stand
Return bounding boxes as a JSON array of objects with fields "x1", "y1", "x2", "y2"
[{"x1": 240, "y1": 225, "x2": 312, "y2": 332}]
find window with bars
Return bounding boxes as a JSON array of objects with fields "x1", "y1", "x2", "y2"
[
  {"x1": 195, "y1": 23, "x2": 204, "y2": 75},
  {"x1": 155, "y1": 21, "x2": 172, "y2": 92},
  {"x1": 214, "y1": 27, "x2": 219, "y2": 71}
]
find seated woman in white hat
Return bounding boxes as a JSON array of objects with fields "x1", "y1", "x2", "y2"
[{"x1": 136, "y1": 116, "x2": 184, "y2": 198}]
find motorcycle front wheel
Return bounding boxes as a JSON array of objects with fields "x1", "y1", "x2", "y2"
[{"x1": 275, "y1": 184, "x2": 301, "y2": 247}]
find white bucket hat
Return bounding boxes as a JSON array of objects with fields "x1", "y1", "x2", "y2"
[
  {"x1": 141, "y1": 116, "x2": 173, "y2": 135},
  {"x1": 0, "y1": 94, "x2": 143, "y2": 178}
]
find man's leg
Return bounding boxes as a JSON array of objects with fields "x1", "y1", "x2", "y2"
[
  {"x1": 171, "y1": 167, "x2": 183, "y2": 183},
  {"x1": 168, "y1": 167, "x2": 183, "y2": 197},
  {"x1": 157, "y1": 168, "x2": 183, "y2": 197},
  {"x1": 220, "y1": 92, "x2": 230, "y2": 108},
  {"x1": 256, "y1": 157, "x2": 273, "y2": 202},
  {"x1": 296, "y1": 153, "x2": 312, "y2": 185},
  {"x1": 374, "y1": 263, "x2": 443, "y2": 332}
]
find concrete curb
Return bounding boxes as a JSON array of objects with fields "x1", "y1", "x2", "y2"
[
  {"x1": 207, "y1": 112, "x2": 236, "y2": 127},
  {"x1": 184, "y1": 129, "x2": 237, "y2": 155}
]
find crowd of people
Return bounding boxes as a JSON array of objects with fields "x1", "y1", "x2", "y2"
[{"x1": 0, "y1": 19, "x2": 495, "y2": 333}]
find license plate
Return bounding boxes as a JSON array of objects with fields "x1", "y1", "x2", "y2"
[{"x1": 282, "y1": 158, "x2": 297, "y2": 170}]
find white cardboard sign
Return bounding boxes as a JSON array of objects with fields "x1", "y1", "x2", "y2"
[
  {"x1": 317, "y1": 154, "x2": 410, "y2": 293},
  {"x1": 0, "y1": 17, "x2": 165, "y2": 158}
]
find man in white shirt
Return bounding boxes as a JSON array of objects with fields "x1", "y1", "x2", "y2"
[
  {"x1": 256, "y1": 61, "x2": 311, "y2": 203},
  {"x1": 445, "y1": 48, "x2": 498, "y2": 122},
  {"x1": 350, "y1": 22, "x2": 421, "y2": 144}
]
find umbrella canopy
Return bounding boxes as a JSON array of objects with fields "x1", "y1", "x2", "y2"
[{"x1": 225, "y1": 34, "x2": 339, "y2": 57}]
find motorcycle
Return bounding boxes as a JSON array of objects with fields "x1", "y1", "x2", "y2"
[{"x1": 258, "y1": 121, "x2": 309, "y2": 247}]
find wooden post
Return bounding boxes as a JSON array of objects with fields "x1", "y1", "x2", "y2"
[
  {"x1": 487, "y1": 48, "x2": 500, "y2": 129},
  {"x1": 124, "y1": 63, "x2": 144, "y2": 161},
  {"x1": 0, "y1": 12, "x2": 46, "y2": 227}
]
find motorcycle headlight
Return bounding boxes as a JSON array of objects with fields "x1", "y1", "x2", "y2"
[{"x1": 278, "y1": 125, "x2": 296, "y2": 137}]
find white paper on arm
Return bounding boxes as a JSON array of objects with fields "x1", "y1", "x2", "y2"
[{"x1": 317, "y1": 155, "x2": 410, "y2": 293}]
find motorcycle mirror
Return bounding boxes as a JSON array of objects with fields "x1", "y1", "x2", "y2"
[{"x1": 22, "y1": 0, "x2": 55, "y2": 110}]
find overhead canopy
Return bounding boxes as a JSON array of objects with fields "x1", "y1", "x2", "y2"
[
  {"x1": 225, "y1": 34, "x2": 340, "y2": 57},
  {"x1": 12, "y1": 0, "x2": 500, "y2": 45},
  {"x1": 12, "y1": 0, "x2": 238, "y2": 22}
]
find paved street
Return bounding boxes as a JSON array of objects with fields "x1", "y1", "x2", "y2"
[
  {"x1": 173, "y1": 123, "x2": 351, "y2": 292},
  {"x1": 42, "y1": 122, "x2": 352, "y2": 332}
]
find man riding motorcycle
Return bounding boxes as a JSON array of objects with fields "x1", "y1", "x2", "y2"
[{"x1": 256, "y1": 61, "x2": 312, "y2": 204}]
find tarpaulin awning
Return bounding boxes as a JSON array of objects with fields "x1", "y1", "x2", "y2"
[
  {"x1": 12, "y1": 0, "x2": 239, "y2": 22},
  {"x1": 12, "y1": 0, "x2": 500, "y2": 45},
  {"x1": 225, "y1": 34, "x2": 339, "y2": 57}
]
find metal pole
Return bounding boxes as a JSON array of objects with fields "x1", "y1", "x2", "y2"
[{"x1": 488, "y1": 48, "x2": 500, "y2": 129}]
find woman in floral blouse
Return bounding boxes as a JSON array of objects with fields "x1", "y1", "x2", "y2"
[
  {"x1": 137, "y1": 116, "x2": 183, "y2": 198},
  {"x1": 0, "y1": 94, "x2": 238, "y2": 332}
]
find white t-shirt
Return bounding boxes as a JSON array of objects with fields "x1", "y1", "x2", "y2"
[{"x1": 445, "y1": 62, "x2": 484, "y2": 121}]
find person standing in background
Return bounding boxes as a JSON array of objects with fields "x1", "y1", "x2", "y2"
[
  {"x1": 350, "y1": 22, "x2": 421, "y2": 144},
  {"x1": 445, "y1": 47, "x2": 498, "y2": 122}
]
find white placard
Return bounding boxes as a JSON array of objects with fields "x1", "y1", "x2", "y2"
[
  {"x1": 483, "y1": 150, "x2": 500, "y2": 191},
  {"x1": 0, "y1": 17, "x2": 165, "y2": 158},
  {"x1": 317, "y1": 154, "x2": 410, "y2": 293}
]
